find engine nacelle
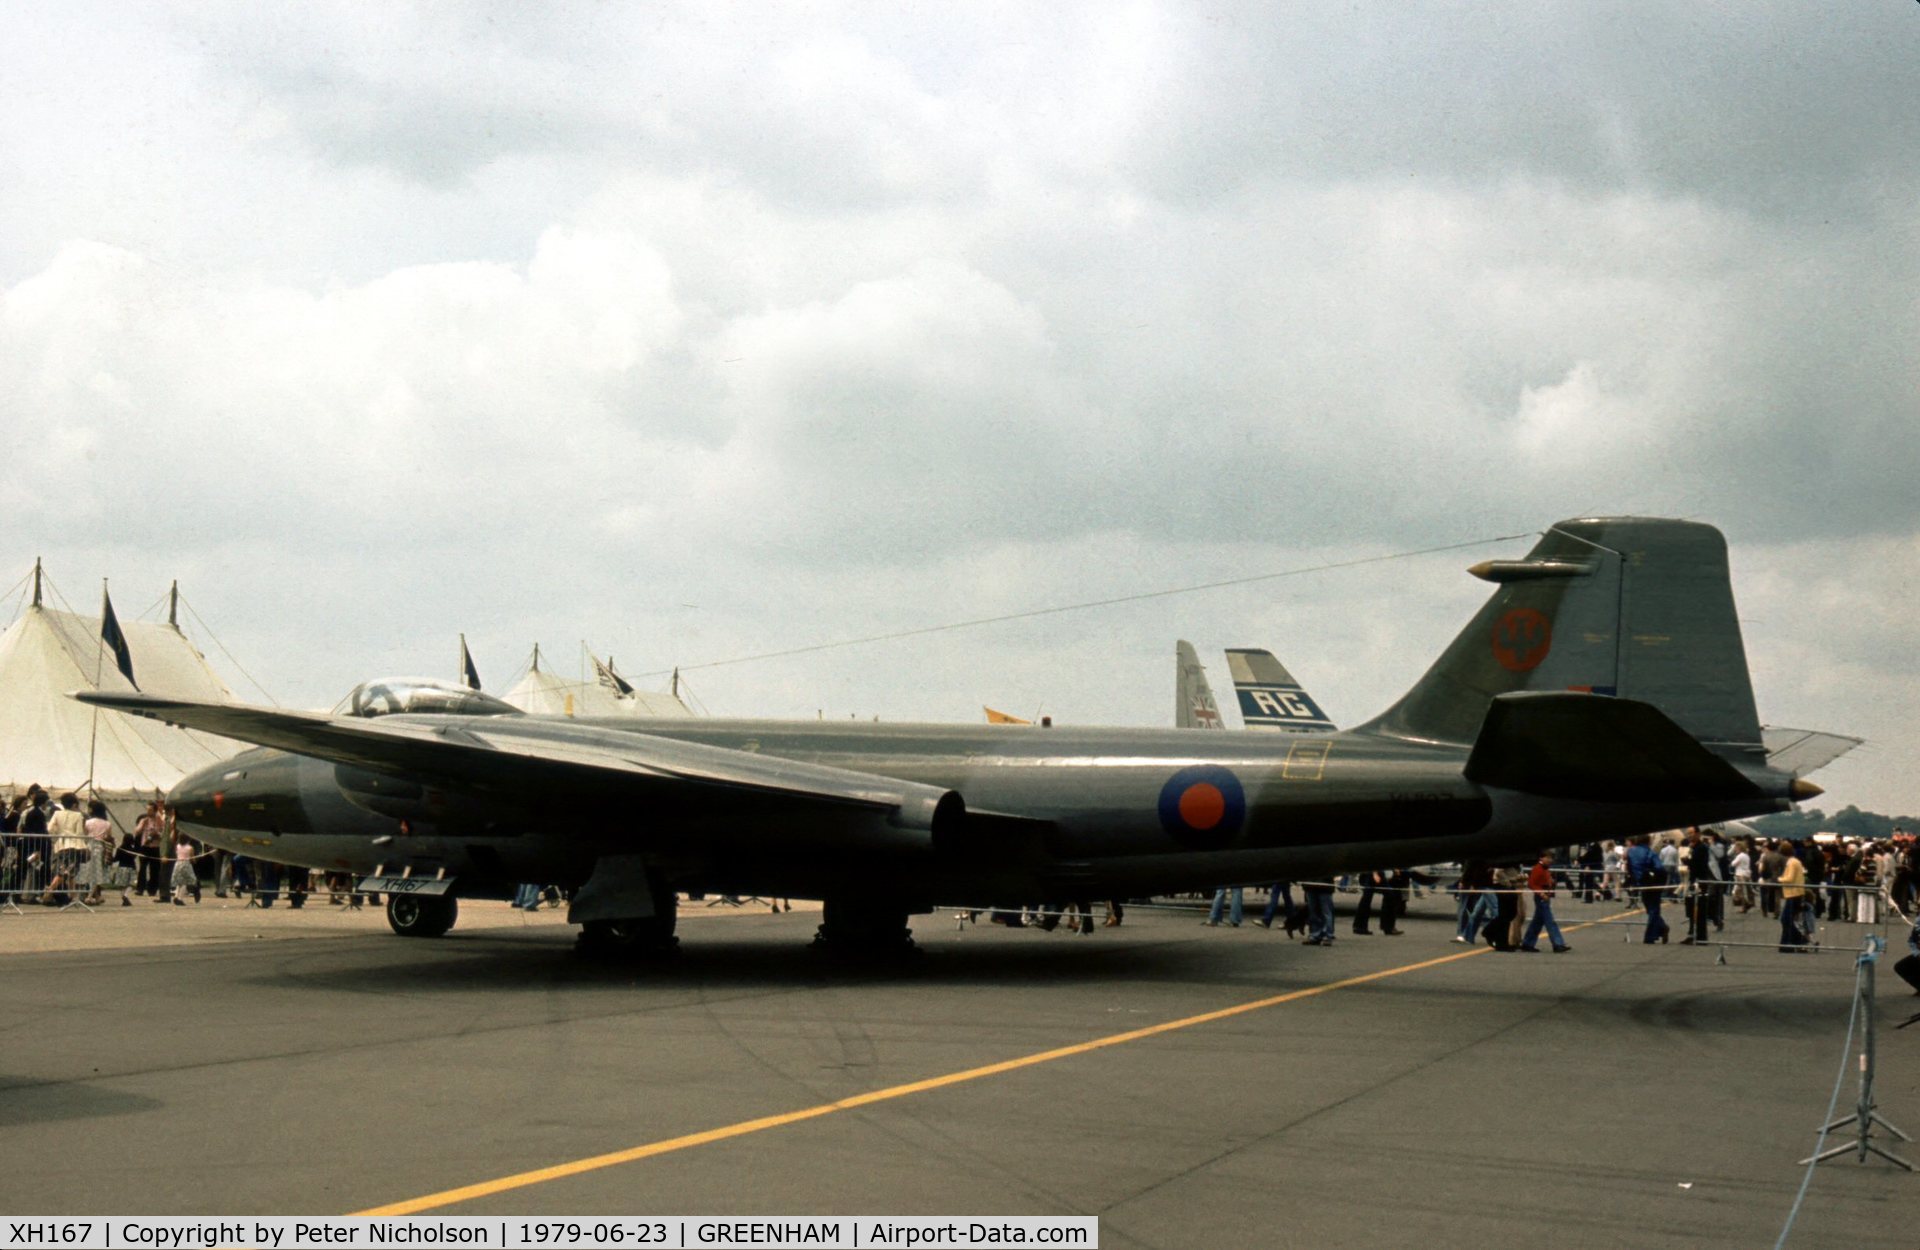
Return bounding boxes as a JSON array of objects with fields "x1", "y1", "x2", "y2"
[{"x1": 332, "y1": 765, "x2": 529, "y2": 835}]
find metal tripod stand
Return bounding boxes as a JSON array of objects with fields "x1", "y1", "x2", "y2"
[{"x1": 1802, "y1": 936, "x2": 1913, "y2": 1171}]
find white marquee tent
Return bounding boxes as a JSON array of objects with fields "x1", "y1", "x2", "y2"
[
  {"x1": 499, "y1": 647, "x2": 691, "y2": 720},
  {"x1": 0, "y1": 593, "x2": 242, "y2": 798}
]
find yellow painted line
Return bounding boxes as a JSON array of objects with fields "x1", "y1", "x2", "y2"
[{"x1": 357, "y1": 910, "x2": 1636, "y2": 1216}]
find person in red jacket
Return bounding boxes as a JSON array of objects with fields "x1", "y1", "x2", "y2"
[{"x1": 1520, "y1": 851, "x2": 1571, "y2": 953}]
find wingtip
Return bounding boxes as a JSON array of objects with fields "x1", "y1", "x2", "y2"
[{"x1": 67, "y1": 689, "x2": 165, "y2": 710}]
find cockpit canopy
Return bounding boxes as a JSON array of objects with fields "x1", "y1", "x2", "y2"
[{"x1": 334, "y1": 678, "x2": 522, "y2": 720}]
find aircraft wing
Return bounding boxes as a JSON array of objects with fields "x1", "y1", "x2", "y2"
[{"x1": 71, "y1": 691, "x2": 957, "y2": 832}]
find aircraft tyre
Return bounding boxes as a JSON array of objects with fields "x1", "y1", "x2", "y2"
[
  {"x1": 572, "y1": 875, "x2": 679, "y2": 957},
  {"x1": 386, "y1": 894, "x2": 457, "y2": 938},
  {"x1": 813, "y1": 897, "x2": 916, "y2": 956}
]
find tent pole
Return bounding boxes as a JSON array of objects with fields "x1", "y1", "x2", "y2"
[{"x1": 85, "y1": 579, "x2": 108, "y2": 801}]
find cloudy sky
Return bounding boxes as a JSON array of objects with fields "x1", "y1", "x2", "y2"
[{"x1": 4, "y1": 2, "x2": 1916, "y2": 817}]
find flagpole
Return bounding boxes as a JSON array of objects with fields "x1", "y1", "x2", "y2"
[{"x1": 87, "y1": 580, "x2": 108, "y2": 802}]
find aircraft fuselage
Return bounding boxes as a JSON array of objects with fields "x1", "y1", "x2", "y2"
[{"x1": 172, "y1": 715, "x2": 1785, "y2": 907}]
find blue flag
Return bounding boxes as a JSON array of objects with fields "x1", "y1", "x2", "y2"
[
  {"x1": 101, "y1": 590, "x2": 137, "y2": 689},
  {"x1": 460, "y1": 635, "x2": 482, "y2": 690}
]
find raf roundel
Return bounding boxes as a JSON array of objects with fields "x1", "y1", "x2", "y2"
[{"x1": 1157, "y1": 765, "x2": 1247, "y2": 849}]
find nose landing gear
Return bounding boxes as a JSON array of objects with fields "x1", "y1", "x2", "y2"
[{"x1": 386, "y1": 893, "x2": 458, "y2": 937}]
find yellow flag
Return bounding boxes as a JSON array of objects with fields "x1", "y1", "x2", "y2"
[{"x1": 983, "y1": 706, "x2": 1030, "y2": 725}]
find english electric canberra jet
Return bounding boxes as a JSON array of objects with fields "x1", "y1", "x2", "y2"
[{"x1": 78, "y1": 518, "x2": 1831, "y2": 954}]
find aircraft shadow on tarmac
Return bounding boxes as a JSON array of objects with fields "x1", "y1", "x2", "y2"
[
  {"x1": 237, "y1": 929, "x2": 1370, "y2": 998},
  {"x1": 1612, "y1": 981, "x2": 1852, "y2": 1040},
  {"x1": 217, "y1": 910, "x2": 1866, "y2": 1059},
  {"x1": 233, "y1": 929, "x2": 1858, "y2": 1050}
]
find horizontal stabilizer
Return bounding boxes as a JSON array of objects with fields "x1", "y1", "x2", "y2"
[
  {"x1": 1761, "y1": 726, "x2": 1863, "y2": 777},
  {"x1": 1464, "y1": 692, "x2": 1763, "y2": 802}
]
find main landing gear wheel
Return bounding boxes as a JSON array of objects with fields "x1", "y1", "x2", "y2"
[
  {"x1": 386, "y1": 893, "x2": 457, "y2": 938},
  {"x1": 812, "y1": 898, "x2": 916, "y2": 958}
]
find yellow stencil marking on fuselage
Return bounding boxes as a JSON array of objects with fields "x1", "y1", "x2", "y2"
[{"x1": 1282, "y1": 739, "x2": 1332, "y2": 780}]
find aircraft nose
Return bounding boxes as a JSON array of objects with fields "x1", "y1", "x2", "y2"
[
  {"x1": 169, "y1": 748, "x2": 303, "y2": 840},
  {"x1": 169, "y1": 758, "x2": 227, "y2": 823}
]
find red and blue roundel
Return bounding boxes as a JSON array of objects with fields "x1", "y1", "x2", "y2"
[{"x1": 1158, "y1": 765, "x2": 1246, "y2": 849}]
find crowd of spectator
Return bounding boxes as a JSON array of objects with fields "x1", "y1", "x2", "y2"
[
  {"x1": 1442, "y1": 827, "x2": 1916, "y2": 954},
  {"x1": 2, "y1": 787, "x2": 211, "y2": 906},
  {"x1": 0, "y1": 785, "x2": 377, "y2": 911},
  {"x1": 7, "y1": 788, "x2": 1914, "y2": 953},
  {"x1": 1177, "y1": 826, "x2": 1916, "y2": 956}
]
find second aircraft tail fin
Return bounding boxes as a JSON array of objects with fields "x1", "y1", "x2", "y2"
[
  {"x1": 1225, "y1": 647, "x2": 1337, "y2": 733},
  {"x1": 1175, "y1": 640, "x2": 1226, "y2": 729}
]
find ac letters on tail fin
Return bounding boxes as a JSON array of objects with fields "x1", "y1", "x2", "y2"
[
  {"x1": 1225, "y1": 648, "x2": 1336, "y2": 733},
  {"x1": 1175, "y1": 640, "x2": 1225, "y2": 730},
  {"x1": 1362, "y1": 518, "x2": 1764, "y2": 757}
]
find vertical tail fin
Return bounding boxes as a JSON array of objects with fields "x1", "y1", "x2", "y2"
[
  {"x1": 1225, "y1": 647, "x2": 1337, "y2": 733},
  {"x1": 1175, "y1": 640, "x2": 1226, "y2": 729},
  {"x1": 1362, "y1": 517, "x2": 1763, "y2": 753}
]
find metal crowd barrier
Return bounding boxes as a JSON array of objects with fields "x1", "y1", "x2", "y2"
[
  {"x1": 1579, "y1": 879, "x2": 1909, "y2": 962},
  {"x1": 1, "y1": 833, "x2": 64, "y2": 911},
  {"x1": 0, "y1": 836, "x2": 235, "y2": 912},
  {"x1": 947, "y1": 873, "x2": 1914, "y2": 961},
  {"x1": 0, "y1": 833, "x2": 126, "y2": 911}
]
